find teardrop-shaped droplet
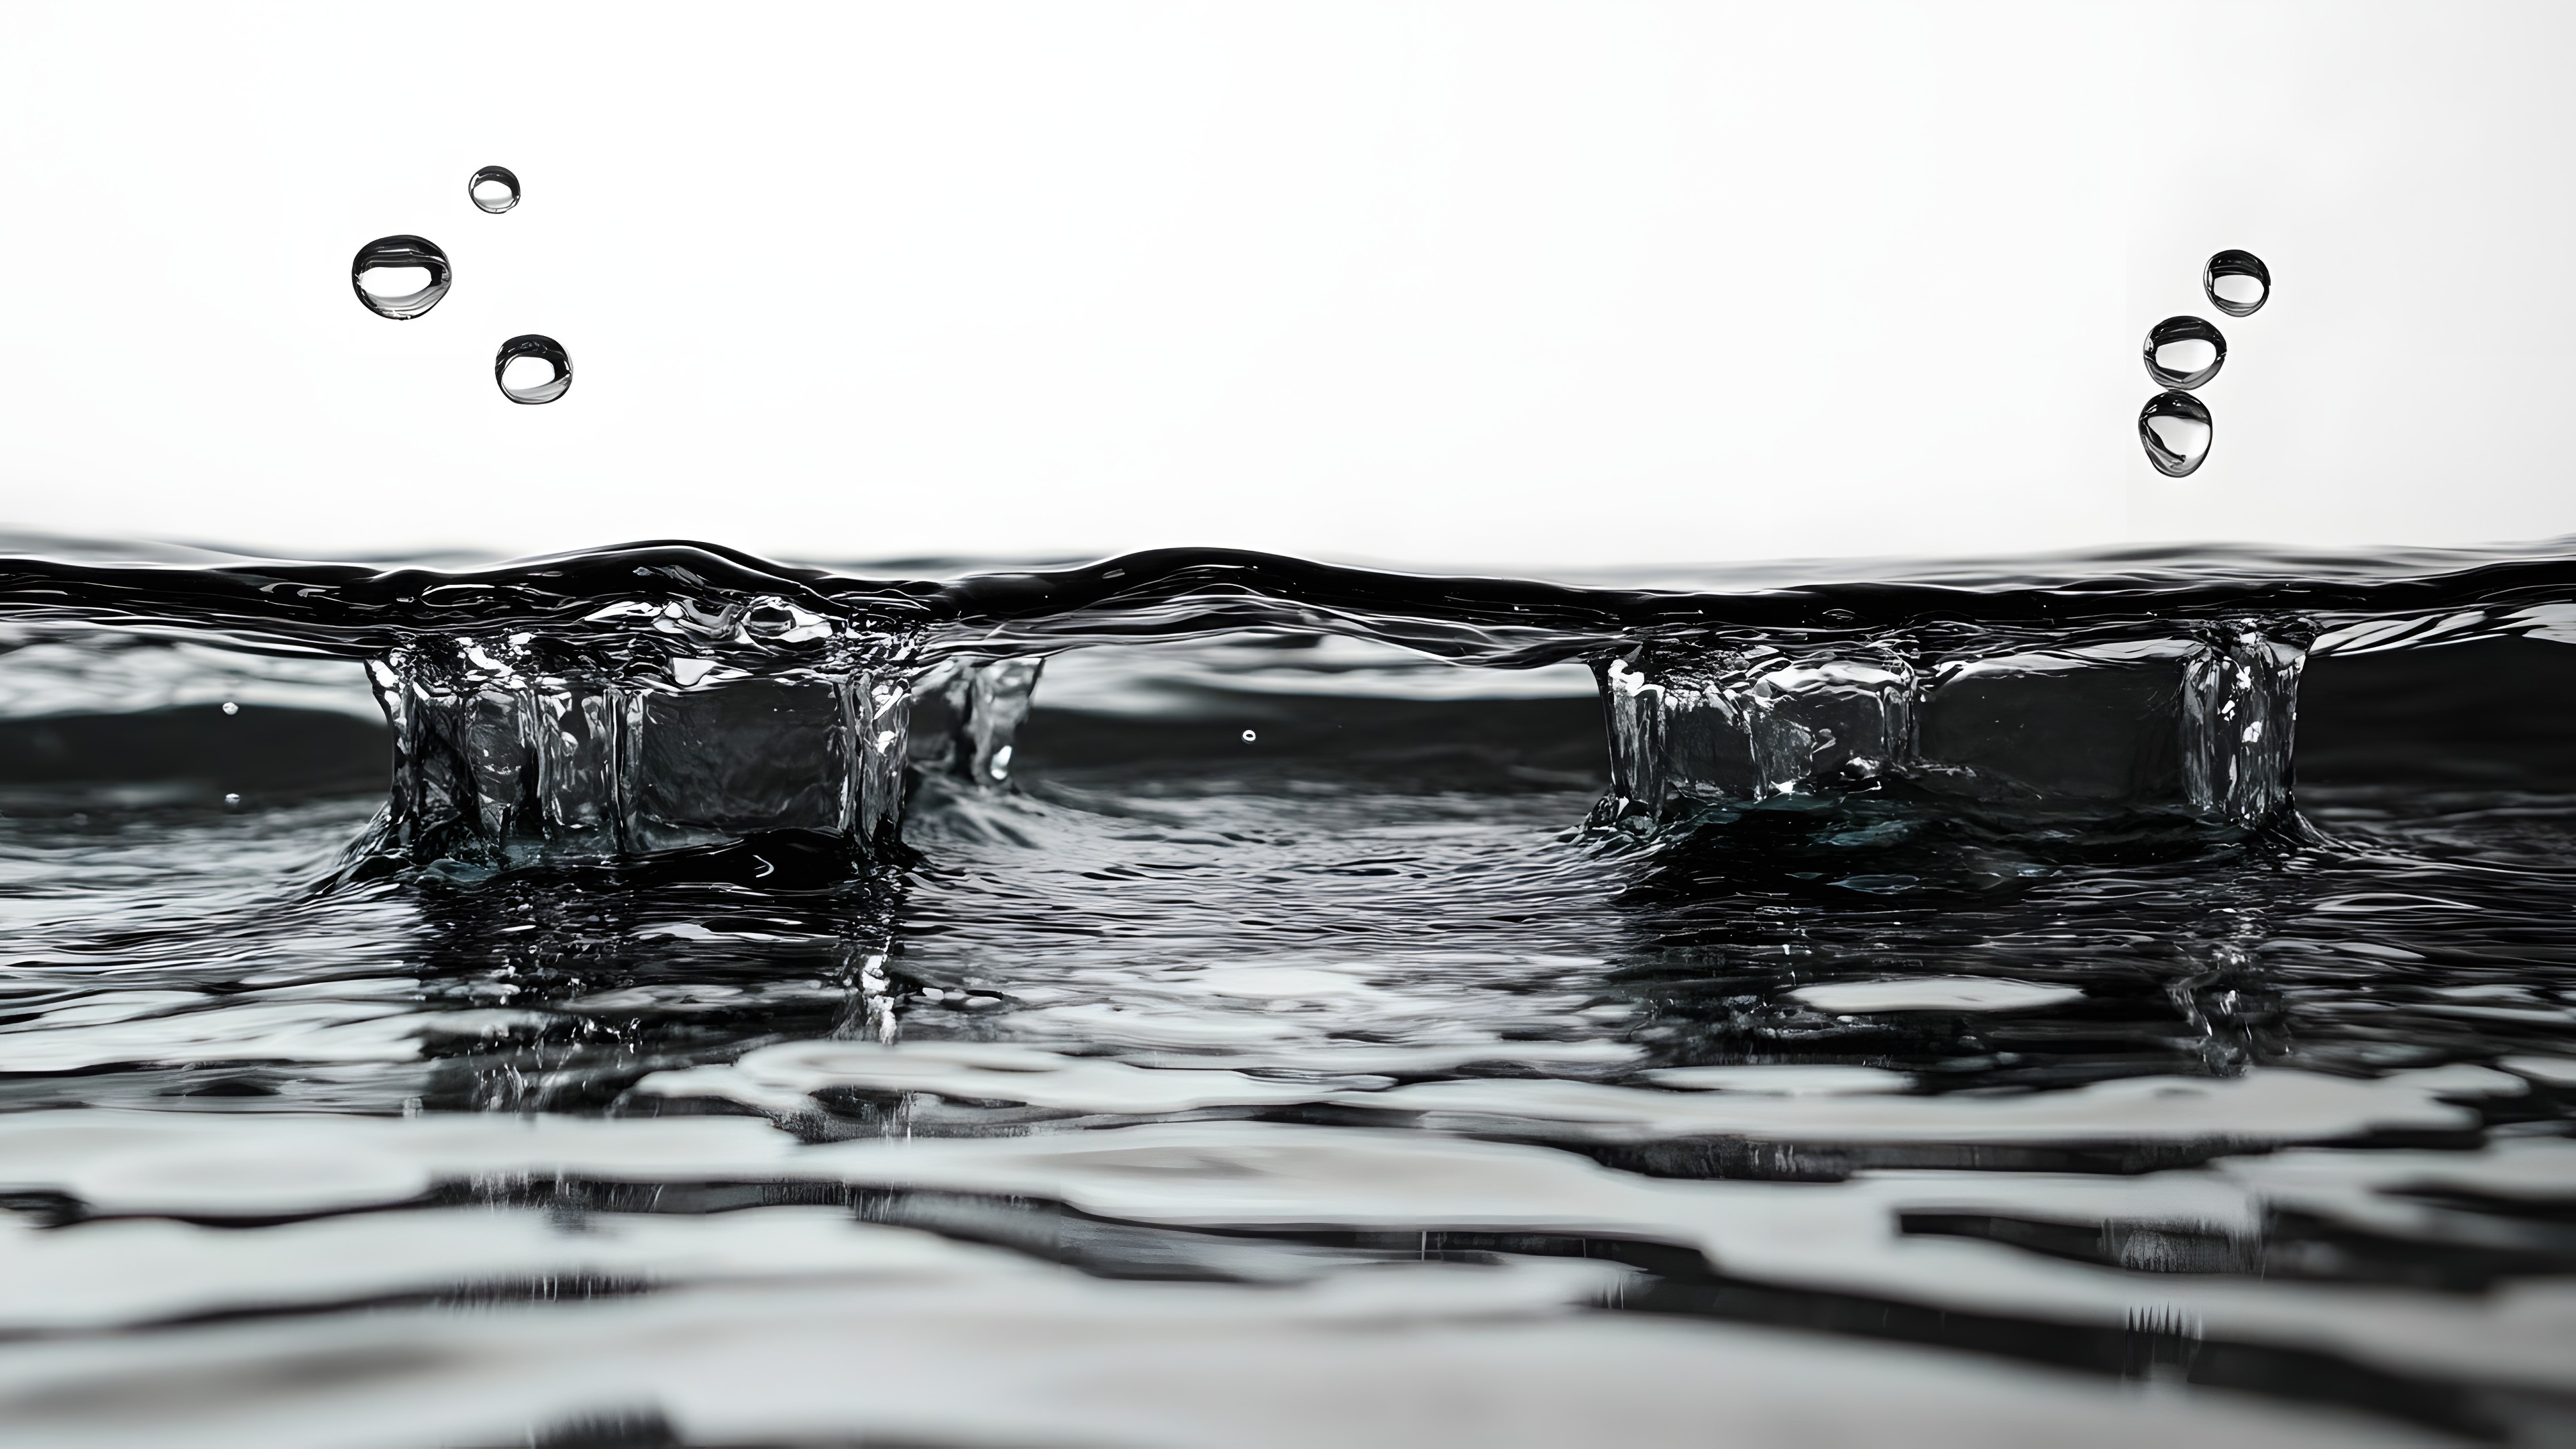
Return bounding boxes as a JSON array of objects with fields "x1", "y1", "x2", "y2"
[
  {"x1": 2142, "y1": 315, "x2": 2226, "y2": 390},
  {"x1": 351, "y1": 235, "x2": 451, "y2": 320},
  {"x1": 468, "y1": 166, "x2": 522, "y2": 215},
  {"x1": 2138, "y1": 391, "x2": 2212, "y2": 477},
  {"x1": 2203, "y1": 250, "x2": 2270, "y2": 318},
  {"x1": 494, "y1": 334, "x2": 572, "y2": 405}
]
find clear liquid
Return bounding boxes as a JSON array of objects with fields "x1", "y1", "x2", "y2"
[
  {"x1": 468, "y1": 164, "x2": 521, "y2": 215},
  {"x1": 0, "y1": 538, "x2": 2571, "y2": 1447},
  {"x1": 2144, "y1": 315, "x2": 2227, "y2": 390},
  {"x1": 494, "y1": 334, "x2": 572, "y2": 405},
  {"x1": 2204, "y1": 249, "x2": 2272, "y2": 319},
  {"x1": 2140, "y1": 390, "x2": 2214, "y2": 476},
  {"x1": 350, "y1": 235, "x2": 451, "y2": 321}
]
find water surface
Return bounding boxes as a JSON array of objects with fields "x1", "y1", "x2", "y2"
[{"x1": 0, "y1": 539, "x2": 2572, "y2": 1446}]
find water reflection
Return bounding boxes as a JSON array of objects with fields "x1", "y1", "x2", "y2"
[{"x1": 0, "y1": 636, "x2": 2568, "y2": 1447}]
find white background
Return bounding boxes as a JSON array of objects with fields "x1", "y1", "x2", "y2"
[{"x1": 0, "y1": 1, "x2": 2567, "y2": 570}]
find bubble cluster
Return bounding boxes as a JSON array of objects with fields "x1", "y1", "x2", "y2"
[
  {"x1": 2136, "y1": 250, "x2": 2266, "y2": 478},
  {"x1": 351, "y1": 168, "x2": 570, "y2": 405}
]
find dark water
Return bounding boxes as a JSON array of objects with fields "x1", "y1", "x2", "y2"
[{"x1": 1, "y1": 537, "x2": 2574, "y2": 1447}]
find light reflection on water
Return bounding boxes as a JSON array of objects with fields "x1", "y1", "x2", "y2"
[{"x1": 0, "y1": 626, "x2": 2571, "y2": 1446}]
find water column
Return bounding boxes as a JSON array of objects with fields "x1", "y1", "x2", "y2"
[
  {"x1": 1595, "y1": 620, "x2": 2312, "y2": 828},
  {"x1": 932, "y1": 657, "x2": 1046, "y2": 787},
  {"x1": 367, "y1": 597, "x2": 919, "y2": 875}
]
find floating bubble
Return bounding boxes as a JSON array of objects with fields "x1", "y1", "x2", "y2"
[
  {"x1": 2141, "y1": 315, "x2": 2226, "y2": 390},
  {"x1": 1241, "y1": 730, "x2": 1257, "y2": 743},
  {"x1": 2203, "y1": 250, "x2": 2270, "y2": 317},
  {"x1": 494, "y1": 335, "x2": 572, "y2": 405},
  {"x1": 2138, "y1": 391, "x2": 2212, "y2": 477},
  {"x1": 221, "y1": 702, "x2": 238, "y2": 716},
  {"x1": 350, "y1": 235, "x2": 451, "y2": 320},
  {"x1": 468, "y1": 165, "x2": 522, "y2": 215}
]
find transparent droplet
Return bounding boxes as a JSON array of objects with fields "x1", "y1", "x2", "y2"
[
  {"x1": 2142, "y1": 315, "x2": 2226, "y2": 390},
  {"x1": 2203, "y1": 250, "x2": 2270, "y2": 318},
  {"x1": 468, "y1": 165, "x2": 521, "y2": 215},
  {"x1": 1241, "y1": 730, "x2": 1257, "y2": 743},
  {"x1": 351, "y1": 235, "x2": 451, "y2": 320},
  {"x1": 2139, "y1": 391, "x2": 2212, "y2": 477},
  {"x1": 494, "y1": 335, "x2": 572, "y2": 405},
  {"x1": 221, "y1": 701, "x2": 238, "y2": 716}
]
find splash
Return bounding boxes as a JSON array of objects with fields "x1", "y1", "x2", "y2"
[{"x1": 8, "y1": 537, "x2": 2576, "y2": 881}]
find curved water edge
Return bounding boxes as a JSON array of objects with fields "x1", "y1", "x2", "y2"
[
  {"x1": 11, "y1": 536, "x2": 2576, "y2": 877},
  {"x1": 19, "y1": 535, "x2": 2576, "y2": 659}
]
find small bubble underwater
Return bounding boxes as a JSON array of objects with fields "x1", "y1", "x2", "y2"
[{"x1": 0, "y1": 535, "x2": 2569, "y2": 1448}]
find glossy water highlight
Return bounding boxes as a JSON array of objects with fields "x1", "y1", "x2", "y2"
[
  {"x1": 2140, "y1": 390, "x2": 2215, "y2": 476},
  {"x1": 2205, "y1": 248, "x2": 2273, "y2": 318},
  {"x1": 468, "y1": 165, "x2": 521, "y2": 215},
  {"x1": 0, "y1": 536, "x2": 2573, "y2": 1446},
  {"x1": 2144, "y1": 315, "x2": 2228, "y2": 390},
  {"x1": 350, "y1": 235, "x2": 451, "y2": 321},
  {"x1": 494, "y1": 334, "x2": 572, "y2": 405}
]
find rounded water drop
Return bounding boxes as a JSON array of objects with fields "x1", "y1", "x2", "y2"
[
  {"x1": 2203, "y1": 250, "x2": 2270, "y2": 317},
  {"x1": 2138, "y1": 391, "x2": 2212, "y2": 477},
  {"x1": 351, "y1": 235, "x2": 451, "y2": 320},
  {"x1": 221, "y1": 701, "x2": 238, "y2": 716},
  {"x1": 1241, "y1": 730, "x2": 1257, "y2": 743},
  {"x1": 494, "y1": 335, "x2": 572, "y2": 405},
  {"x1": 2142, "y1": 315, "x2": 2226, "y2": 390},
  {"x1": 468, "y1": 166, "x2": 521, "y2": 215}
]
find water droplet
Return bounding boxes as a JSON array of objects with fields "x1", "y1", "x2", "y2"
[
  {"x1": 351, "y1": 235, "x2": 451, "y2": 320},
  {"x1": 1241, "y1": 730, "x2": 1257, "y2": 743},
  {"x1": 2139, "y1": 391, "x2": 2212, "y2": 477},
  {"x1": 2203, "y1": 250, "x2": 2270, "y2": 318},
  {"x1": 223, "y1": 793, "x2": 240, "y2": 807},
  {"x1": 468, "y1": 165, "x2": 521, "y2": 215},
  {"x1": 495, "y1": 335, "x2": 572, "y2": 405},
  {"x1": 2142, "y1": 316, "x2": 2226, "y2": 390},
  {"x1": 221, "y1": 701, "x2": 238, "y2": 716}
]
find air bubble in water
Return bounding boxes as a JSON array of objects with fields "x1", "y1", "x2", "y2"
[
  {"x1": 221, "y1": 702, "x2": 238, "y2": 716},
  {"x1": 2203, "y1": 250, "x2": 2270, "y2": 318},
  {"x1": 468, "y1": 166, "x2": 521, "y2": 215},
  {"x1": 351, "y1": 235, "x2": 451, "y2": 320},
  {"x1": 2139, "y1": 391, "x2": 2212, "y2": 477},
  {"x1": 494, "y1": 335, "x2": 572, "y2": 405},
  {"x1": 2143, "y1": 316, "x2": 2226, "y2": 390},
  {"x1": 1242, "y1": 730, "x2": 1257, "y2": 743}
]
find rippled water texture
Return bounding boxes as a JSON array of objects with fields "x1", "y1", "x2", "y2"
[{"x1": 1, "y1": 537, "x2": 2574, "y2": 1447}]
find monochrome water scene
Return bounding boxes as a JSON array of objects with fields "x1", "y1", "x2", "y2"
[{"x1": 3, "y1": 4, "x2": 2574, "y2": 1446}]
